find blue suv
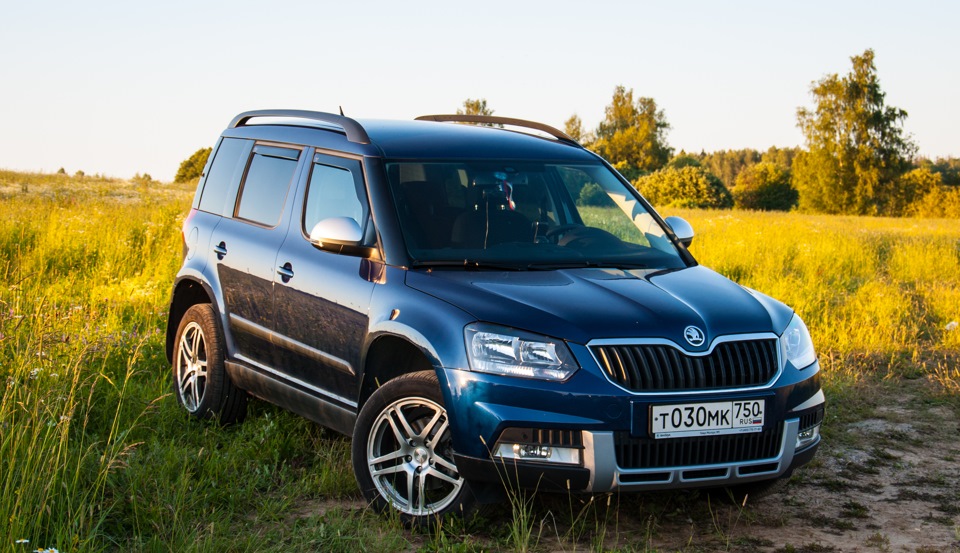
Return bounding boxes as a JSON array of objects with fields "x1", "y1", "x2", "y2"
[{"x1": 166, "y1": 110, "x2": 824, "y2": 524}]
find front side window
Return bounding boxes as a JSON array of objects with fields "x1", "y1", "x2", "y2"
[
  {"x1": 387, "y1": 161, "x2": 687, "y2": 271},
  {"x1": 302, "y1": 155, "x2": 367, "y2": 238},
  {"x1": 235, "y1": 145, "x2": 300, "y2": 226}
]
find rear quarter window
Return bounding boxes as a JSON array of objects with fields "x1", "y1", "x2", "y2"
[{"x1": 197, "y1": 138, "x2": 249, "y2": 215}]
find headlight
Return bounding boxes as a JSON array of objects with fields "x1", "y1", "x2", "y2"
[
  {"x1": 780, "y1": 314, "x2": 817, "y2": 369},
  {"x1": 465, "y1": 323, "x2": 579, "y2": 381}
]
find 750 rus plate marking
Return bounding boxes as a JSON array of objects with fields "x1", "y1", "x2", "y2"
[{"x1": 651, "y1": 400, "x2": 764, "y2": 439}]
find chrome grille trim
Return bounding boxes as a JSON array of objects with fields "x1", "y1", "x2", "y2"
[{"x1": 587, "y1": 333, "x2": 782, "y2": 396}]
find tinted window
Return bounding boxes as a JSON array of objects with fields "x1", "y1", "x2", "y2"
[
  {"x1": 387, "y1": 161, "x2": 686, "y2": 270},
  {"x1": 235, "y1": 146, "x2": 300, "y2": 226},
  {"x1": 303, "y1": 155, "x2": 369, "y2": 243},
  {"x1": 198, "y1": 138, "x2": 247, "y2": 215}
]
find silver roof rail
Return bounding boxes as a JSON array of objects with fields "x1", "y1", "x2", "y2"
[
  {"x1": 415, "y1": 114, "x2": 579, "y2": 145},
  {"x1": 229, "y1": 110, "x2": 370, "y2": 144}
]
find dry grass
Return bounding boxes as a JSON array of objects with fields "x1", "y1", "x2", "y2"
[{"x1": 1, "y1": 170, "x2": 957, "y2": 551}]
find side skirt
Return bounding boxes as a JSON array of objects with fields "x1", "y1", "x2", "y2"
[{"x1": 226, "y1": 360, "x2": 357, "y2": 436}]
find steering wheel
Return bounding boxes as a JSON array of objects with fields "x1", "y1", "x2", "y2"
[{"x1": 545, "y1": 224, "x2": 584, "y2": 243}]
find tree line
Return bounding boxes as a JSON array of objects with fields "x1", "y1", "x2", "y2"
[
  {"x1": 176, "y1": 52, "x2": 959, "y2": 218},
  {"x1": 555, "y1": 49, "x2": 959, "y2": 218}
]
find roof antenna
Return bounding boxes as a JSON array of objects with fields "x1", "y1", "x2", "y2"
[{"x1": 339, "y1": 106, "x2": 344, "y2": 116}]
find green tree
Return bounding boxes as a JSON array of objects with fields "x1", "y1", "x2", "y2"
[
  {"x1": 577, "y1": 182, "x2": 607, "y2": 206},
  {"x1": 917, "y1": 156, "x2": 960, "y2": 187},
  {"x1": 794, "y1": 49, "x2": 916, "y2": 215},
  {"x1": 760, "y1": 146, "x2": 800, "y2": 171},
  {"x1": 563, "y1": 114, "x2": 588, "y2": 143},
  {"x1": 175, "y1": 147, "x2": 212, "y2": 183},
  {"x1": 456, "y1": 98, "x2": 502, "y2": 127},
  {"x1": 896, "y1": 167, "x2": 941, "y2": 215},
  {"x1": 667, "y1": 152, "x2": 701, "y2": 169},
  {"x1": 697, "y1": 149, "x2": 761, "y2": 190},
  {"x1": 591, "y1": 86, "x2": 672, "y2": 174},
  {"x1": 732, "y1": 162, "x2": 797, "y2": 211},
  {"x1": 635, "y1": 166, "x2": 732, "y2": 209}
]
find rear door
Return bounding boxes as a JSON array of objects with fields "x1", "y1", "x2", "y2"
[
  {"x1": 211, "y1": 144, "x2": 304, "y2": 367},
  {"x1": 272, "y1": 152, "x2": 378, "y2": 406}
]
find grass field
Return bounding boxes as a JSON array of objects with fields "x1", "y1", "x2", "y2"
[{"x1": 1, "y1": 170, "x2": 958, "y2": 552}]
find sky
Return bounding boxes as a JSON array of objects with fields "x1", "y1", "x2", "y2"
[{"x1": 1, "y1": 0, "x2": 958, "y2": 182}]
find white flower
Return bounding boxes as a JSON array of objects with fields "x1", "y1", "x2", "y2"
[
  {"x1": 947, "y1": 321, "x2": 959, "y2": 332},
  {"x1": 15, "y1": 539, "x2": 29, "y2": 544}
]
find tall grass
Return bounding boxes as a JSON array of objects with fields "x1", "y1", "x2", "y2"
[
  {"x1": 661, "y1": 208, "x2": 960, "y2": 358},
  {"x1": 1, "y1": 172, "x2": 186, "y2": 549},
  {"x1": 0, "y1": 170, "x2": 957, "y2": 551}
]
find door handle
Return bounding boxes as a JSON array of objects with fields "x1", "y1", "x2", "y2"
[
  {"x1": 214, "y1": 241, "x2": 227, "y2": 260},
  {"x1": 277, "y1": 262, "x2": 294, "y2": 283}
]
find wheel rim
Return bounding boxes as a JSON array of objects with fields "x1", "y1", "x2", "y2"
[
  {"x1": 367, "y1": 396, "x2": 464, "y2": 517},
  {"x1": 175, "y1": 321, "x2": 208, "y2": 412}
]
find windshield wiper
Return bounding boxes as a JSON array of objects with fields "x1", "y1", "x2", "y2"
[
  {"x1": 410, "y1": 260, "x2": 525, "y2": 271},
  {"x1": 525, "y1": 261, "x2": 649, "y2": 270}
]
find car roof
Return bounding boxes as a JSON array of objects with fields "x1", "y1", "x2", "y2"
[
  {"x1": 359, "y1": 119, "x2": 598, "y2": 161},
  {"x1": 221, "y1": 112, "x2": 599, "y2": 162}
]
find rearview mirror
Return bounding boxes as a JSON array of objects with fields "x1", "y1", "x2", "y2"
[
  {"x1": 664, "y1": 216, "x2": 694, "y2": 248},
  {"x1": 309, "y1": 217, "x2": 375, "y2": 258}
]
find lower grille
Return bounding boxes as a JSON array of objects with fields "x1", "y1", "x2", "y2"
[
  {"x1": 614, "y1": 426, "x2": 784, "y2": 469},
  {"x1": 799, "y1": 408, "x2": 824, "y2": 432}
]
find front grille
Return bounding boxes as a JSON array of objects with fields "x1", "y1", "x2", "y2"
[
  {"x1": 614, "y1": 426, "x2": 784, "y2": 469},
  {"x1": 592, "y1": 339, "x2": 779, "y2": 392}
]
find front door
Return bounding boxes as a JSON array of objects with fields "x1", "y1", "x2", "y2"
[{"x1": 273, "y1": 153, "x2": 378, "y2": 407}]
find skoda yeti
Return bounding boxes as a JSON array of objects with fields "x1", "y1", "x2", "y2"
[{"x1": 166, "y1": 110, "x2": 824, "y2": 524}]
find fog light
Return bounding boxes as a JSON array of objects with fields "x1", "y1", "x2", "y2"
[
  {"x1": 796, "y1": 425, "x2": 820, "y2": 449},
  {"x1": 494, "y1": 443, "x2": 581, "y2": 465},
  {"x1": 515, "y1": 444, "x2": 551, "y2": 459}
]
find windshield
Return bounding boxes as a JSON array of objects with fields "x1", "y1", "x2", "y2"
[{"x1": 387, "y1": 161, "x2": 688, "y2": 270}]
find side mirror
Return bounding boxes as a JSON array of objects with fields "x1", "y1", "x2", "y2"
[
  {"x1": 664, "y1": 216, "x2": 694, "y2": 248},
  {"x1": 309, "y1": 217, "x2": 376, "y2": 258}
]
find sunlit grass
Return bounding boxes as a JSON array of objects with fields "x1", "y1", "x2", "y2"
[
  {"x1": 0, "y1": 170, "x2": 957, "y2": 551},
  {"x1": 661, "y1": 208, "x2": 960, "y2": 358}
]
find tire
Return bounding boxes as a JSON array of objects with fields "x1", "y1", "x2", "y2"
[
  {"x1": 352, "y1": 371, "x2": 476, "y2": 526},
  {"x1": 172, "y1": 303, "x2": 247, "y2": 425}
]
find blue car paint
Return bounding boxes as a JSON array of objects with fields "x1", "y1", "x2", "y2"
[{"x1": 167, "y1": 112, "x2": 824, "y2": 511}]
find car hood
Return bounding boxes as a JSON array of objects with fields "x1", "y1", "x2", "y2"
[{"x1": 404, "y1": 266, "x2": 793, "y2": 350}]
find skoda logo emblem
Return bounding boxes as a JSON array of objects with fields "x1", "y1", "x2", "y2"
[{"x1": 684, "y1": 326, "x2": 705, "y2": 347}]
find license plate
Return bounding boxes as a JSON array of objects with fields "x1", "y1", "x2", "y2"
[{"x1": 650, "y1": 400, "x2": 764, "y2": 439}]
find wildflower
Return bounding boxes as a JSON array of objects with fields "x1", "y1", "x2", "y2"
[
  {"x1": 29, "y1": 368, "x2": 41, "y2": 380},
  {"x1": 947, "y1": 321, "x2": 958, "y2": 332},
  {"x1": 15, "y1": 539, "x2": 29, "y2": 544}
]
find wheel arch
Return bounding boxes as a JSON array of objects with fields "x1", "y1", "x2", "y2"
[
  {"x1": 165, "y1": 278, "x2": 215, "y2": 363},
  {"x1": 358, "y1": 334, "x2": 437, "y2": 409}
]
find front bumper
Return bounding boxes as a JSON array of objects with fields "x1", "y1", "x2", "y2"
[
  {"x1": 454, "y1": 418, "x2": 821, "y2": 493},
  {"x1": 439, "y1": 351, "x2": 825, "y2": 493}
]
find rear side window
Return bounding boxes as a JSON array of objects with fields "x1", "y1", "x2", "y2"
[
  {"x1": 197, "y1": 138, "x2": 248, "y2": 215},
  {"x1": 235, "y1": 145, "x2": 301, "y2": 227}
]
